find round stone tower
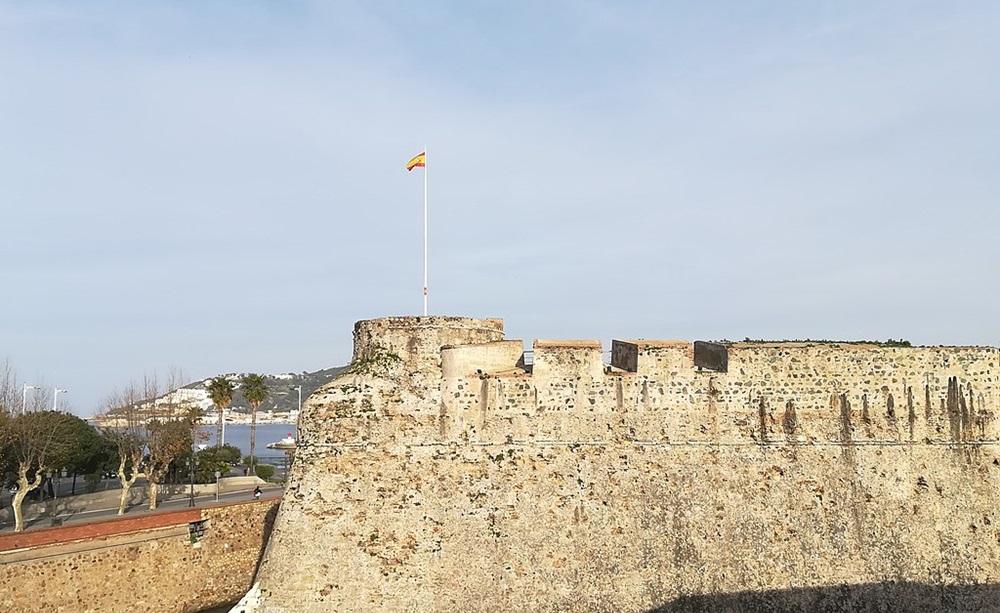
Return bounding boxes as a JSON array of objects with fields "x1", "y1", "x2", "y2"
[{"x1": 352, "y1": 316, "x2": 505, "y2": 375}]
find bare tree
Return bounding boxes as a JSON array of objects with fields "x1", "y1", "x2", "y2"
[
  {"x1": 144, "y1": 370, "x2": 196, "y2": 510},
  {"x1": 0, "y1": 360, "x2": 15, "y2": 468},
  {"x1": 145, "y1": 416, "x2": 193, "y2": 510},
  {"x1": 100, "y1": 381, "x2": 151, "y2": 516},
  {"x1": 0, "y1": 359, "x2": 18, "y2": 414},
  {"x1": 2, "y1": 362, "x2": 65, "y2": 530},
  {"x1": 8, "y1": 410, "x2": 75, "y2": 531},
  {"x1": 0, "y1": 360, "x2": 50, "y2": 414},
  {"x1": 0, "y1": 412, "x2": 9, "y2": 492}
]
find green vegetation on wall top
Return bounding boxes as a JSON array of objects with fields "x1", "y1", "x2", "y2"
[
  {"x1": 734, "y1": 338, "x2": 913, "y2": 347},
  {"x1": 346, "y1": 345, "x2": 402, "y2": 376}
]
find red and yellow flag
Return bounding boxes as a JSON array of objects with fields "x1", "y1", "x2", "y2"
[{"x1": 406, "y1": 151, "x2": 426, "y2": 171}]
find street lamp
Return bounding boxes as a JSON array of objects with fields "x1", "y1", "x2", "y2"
[
  {"x1": 21, "y1": 384, "x2": 38, "y2": 415},
  {"x1": 188, "y1": 442, "x2": 209, "y2": 508},
  {"x1": 292, "y1": 385, "x2": 302, "y2": 439},
  {"x1": 53, "y1": 389, "x2": 68, "y2": 411},
  {"x1": 188, "y1": 452, "x2": 196, "y2": 507}
]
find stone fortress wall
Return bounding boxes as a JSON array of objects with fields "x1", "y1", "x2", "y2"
[
  {"x1": 249, "y1": 316, "x2": 1000, "y2": 612},
  {"x1": 0, "y1": 498, "x2": 278, "y2": 613}
]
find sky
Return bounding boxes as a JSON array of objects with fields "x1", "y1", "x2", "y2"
[{"x1": 1, "y1": 1, "x2": 998, "y2": 415}]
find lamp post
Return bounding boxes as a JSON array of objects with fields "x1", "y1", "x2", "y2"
[
  {"x1": 21, "y1": 384, "x2": 37, "y2": 415},
  {"x1": 293, "y1": 386, "x2": 302, "y2": 439},
  {"x1": 53, "y1": 389, "x2": 68, "y2": 411},
  {"x1": 188, "y1": 452, "x2": 196, "y2": 507}
]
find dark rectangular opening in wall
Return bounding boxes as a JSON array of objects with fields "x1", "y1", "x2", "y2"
[
  {"x1": 189, "y1": 519, "x2": 208, "y2": 545},
  {"x1": 694, "y1": 342, "x2": 728, "y2": 373}
]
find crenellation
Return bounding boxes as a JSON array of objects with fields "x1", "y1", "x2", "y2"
[
  {"x1": 531, "y1": 340, "x2": 605, "y2": 379},
  {"x1": 336, "y1": 323, "x2": 1000, "y2": 448},
  {"x1": 440, "y1": 340, "x2": 524, "y2": 378},
  {"x1": 612, "y1": 339, "x2": 694, "y2": 376}
]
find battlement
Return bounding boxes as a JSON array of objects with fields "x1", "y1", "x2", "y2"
[
  {"x1": 532, "y1": 340, "x2": 604, "y2": 379},
  {"x1": 611, "y1": 339, "x2": 694, "y2": 373},
  {"x1": 440, "y1": 340, "x2": 523, "y2": 377},
  {"x1": 316, "y1": 317, "x2": 1000, "y2": 448}
]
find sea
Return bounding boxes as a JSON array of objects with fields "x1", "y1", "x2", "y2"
[{"x1": 196, "y1": 423, "x2": 297, "y2": 460}]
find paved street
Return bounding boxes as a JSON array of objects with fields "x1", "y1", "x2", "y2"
[{"x1": 0, "y1": 485, "x2": 284, "y2": 533}]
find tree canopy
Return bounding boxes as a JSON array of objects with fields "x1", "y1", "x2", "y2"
[
  {"x1": 240, "y1": 373, "x2": 268, "y2": 409},
  {"x1": 63, "y1": 413, "x2": 114, "y2": 477},
  {"x1": 207, "y1": 376, "x2": 234, "y2": 409},
  {"x1": 7, "y1": 411, "x2": 80, "y2": 476},
  {"x1": 194, "y1": 444, "x2": 242, "y2": 482}
]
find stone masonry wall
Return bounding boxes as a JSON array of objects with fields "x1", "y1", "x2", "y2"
[
  {"x1": 0, "y1": 498, "x2": 278, "y2": 613},
  {"x1": 251, "y1": 316, "x2": 1000, "y2": 612}
]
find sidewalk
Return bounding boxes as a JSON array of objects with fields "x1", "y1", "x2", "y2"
[{"x1": 0, "y1": 483, "x2": 283, "y2": 533}]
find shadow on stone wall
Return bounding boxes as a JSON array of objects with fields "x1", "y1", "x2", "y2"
[
  {"x1": 251, "y1": 502, "x2": 280, "y2": 580},
  {"x1": 648, "y1": 582, "x2": 1000, "y2": 613}
]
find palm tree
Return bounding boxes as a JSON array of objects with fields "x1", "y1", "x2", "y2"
[
  {"x1": 206, "y1": 376, "x2": 234, "y2": 447},
  {"x1": 239, "y1": 373, "x2": 268, "y2": 476}
]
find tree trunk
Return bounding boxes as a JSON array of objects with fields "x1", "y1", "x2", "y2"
[
  {"x1": 216, "y1": 406, "x2": 223, "y2": 446},
  {"x1": 117, "y1": 456, "x2": 138, "y2": 516},
  {"x1": 71, "y1": 473, "x2": 77, "y2": 496},
  {"x1": 12, "y1": 488, "x2": 28, "y2": 532},
  {"x1": 148, "y1": 481, "x2": 159, "y2": 511},
  {"x1": 117, "y1": 481, "x2": 131, "y2": 516},
  {"x1": 250, "y1": 403, "x2": 257, "y2": 476},
  {"x1": 13, "y1": 470, "x2": 41, "y2": 533}
]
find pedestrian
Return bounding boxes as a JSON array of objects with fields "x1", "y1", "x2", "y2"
[{"x1": 253, "y1": 485, "x2": 262, "y2": 500}]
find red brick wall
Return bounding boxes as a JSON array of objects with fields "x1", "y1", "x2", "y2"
[{"x1": 0, "y1": 507, "x2": 201, "y2": 552}]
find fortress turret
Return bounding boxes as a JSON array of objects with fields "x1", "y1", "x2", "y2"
[{"x1": 352, "y1": 316, "x2": 505, "y2": 376}]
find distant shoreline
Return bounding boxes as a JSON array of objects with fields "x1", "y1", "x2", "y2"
[
  {"x1": 198, "y1": 417, "x2": 297, "y2": 425},
  {"x1": 89, "y1": 418, "x2": 297, "y2": 426}
]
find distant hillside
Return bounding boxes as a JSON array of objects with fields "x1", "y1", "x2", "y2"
[{"x1": 181, "y1": 366, "x2": 346, "y2": 415}]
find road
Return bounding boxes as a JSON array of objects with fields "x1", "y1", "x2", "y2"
[{"x1": 0, "y1": 485, "x2": 284, "y2": 533}]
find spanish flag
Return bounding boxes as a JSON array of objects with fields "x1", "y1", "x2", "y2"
[{"x1": 406, "y1": 151, "x2": 426, "y2": 171}]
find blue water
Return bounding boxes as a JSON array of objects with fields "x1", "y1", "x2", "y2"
[{"x1": 196, "y1": 423, "x2": 296, "y2": 460}]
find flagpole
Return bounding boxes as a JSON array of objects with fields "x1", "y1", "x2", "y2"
[{"x1": 423, "y1": 146, "x2": 428, "y2": 316}]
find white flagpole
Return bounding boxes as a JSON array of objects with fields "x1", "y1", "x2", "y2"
[{"x1": 423, "y1": 146, "x2": 428, "y2": 316}]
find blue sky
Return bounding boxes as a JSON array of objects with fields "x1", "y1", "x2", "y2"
[{"x1": 1, "y1": 1, "x2": 998, "y2": 414}]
